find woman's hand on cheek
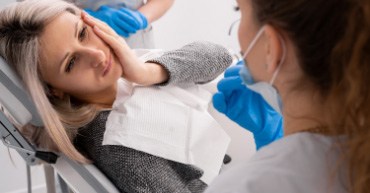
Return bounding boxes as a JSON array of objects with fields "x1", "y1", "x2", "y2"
[
  {"x1": 82, "y1": 11, "x2": 118, "y2": 38},
  {"x1": 81, "y1": 12, "x2": 156, "y2": 85}
]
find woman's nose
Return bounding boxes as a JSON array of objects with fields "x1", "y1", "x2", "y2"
[{"x1": 84, "y1": 48, "x2": 105, "y2": 67}]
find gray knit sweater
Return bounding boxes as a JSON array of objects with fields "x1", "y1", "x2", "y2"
[{"x1": 74, "y1": 41, "x2": 233, "y2": 193}]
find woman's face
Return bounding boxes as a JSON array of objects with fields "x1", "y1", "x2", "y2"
[
  {"x1": 237, "y1": 0, "x2": 270, "y2": 82},
  {"x1": 39, "y1": 12, "x2": 122, "y2": 106}
]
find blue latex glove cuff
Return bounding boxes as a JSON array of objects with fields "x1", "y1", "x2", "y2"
[
  {"x1": 253, "y1": 115, "x2": 283, "y2": 149},
  {"x1": 118, "y1": 7, "x2": 148, "y2": 30}
]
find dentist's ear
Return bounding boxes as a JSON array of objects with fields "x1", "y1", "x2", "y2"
[{"x1": 264, "y1": 25, "x2": 284, "y2": 74}]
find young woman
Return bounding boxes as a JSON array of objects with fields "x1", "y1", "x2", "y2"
[
  {"x1": 206, "y1": 0, "x2": 370, "y2": 192},
  {"x1": 0, "y1": 0, "x2": 233, "y2": 192}
]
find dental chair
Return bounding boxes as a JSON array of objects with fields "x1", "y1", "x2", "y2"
[{"x1": 0, "y1": 57, "x2": 120, "y2": 193}]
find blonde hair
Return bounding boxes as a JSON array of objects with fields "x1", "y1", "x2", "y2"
[{"x1": 0, "y1": 0, "x2": 98, "y2": 163}]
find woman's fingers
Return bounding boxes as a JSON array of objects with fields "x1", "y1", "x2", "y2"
[
  {"x1": 81, "y1": 11, "x2": 117, "y2": 36},
  {"x1": 82, "y1": 11, "x2": 130, "y2": 55},
  {"x1": 81, "y1": 11, "x2": 149, "y2": 84},
  {"x1": 82, "y1": 14, "x2": 110, "y2": 32},
  {"x1": 93, "y1": 25, "x2": 133, "y2": 62},
  {"x1": 93, "y1": 26, "x2": 122, "y2": 53}
]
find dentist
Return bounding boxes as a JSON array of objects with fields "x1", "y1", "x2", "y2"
[{"x1": 208, "y1": 0, "x2": 370, "y2": 192}]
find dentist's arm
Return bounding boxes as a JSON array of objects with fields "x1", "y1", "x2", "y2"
[{"x1": 138, "y1": 0, "x2": 174, "y2": 23}]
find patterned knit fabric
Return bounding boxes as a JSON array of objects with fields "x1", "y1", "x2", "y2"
[
  {"x1": 75, "y1": 111, "x2": 207, "y2": 193},
  {"x1": 147, "y1": 41, "x2": 233, "y2": 86},
  {"x1": 74, "y1": 41, "x2": 233, "y2": 193}
]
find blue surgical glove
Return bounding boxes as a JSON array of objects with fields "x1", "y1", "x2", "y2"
[
  {"x1": 212, "y1": 62, "x2": 283, "y2": 149},
  {"x1": 118, "y1": 7, "x2": 148, "y2": 30},
  {"x1": 85, "y1": 5, "x2": 148, "y2": 37}
]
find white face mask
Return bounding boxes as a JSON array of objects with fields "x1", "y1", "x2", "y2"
[{"x1": 239, "y1": 26, "x2": 286, "y2": 114}]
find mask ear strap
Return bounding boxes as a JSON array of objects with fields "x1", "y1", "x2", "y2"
[
  {"x1": 242, "y1": 26, "x2": 266, "y2": 59},
  {"x1": 269, "y1": 34, "x2": 286, "y2": 85}
]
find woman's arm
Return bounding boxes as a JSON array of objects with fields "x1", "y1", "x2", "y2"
[
  {"x1": 83, "y1": 14, "x2": 232, "y2": 86},
  {"x1": 139, "y1": 0, "x2": 174, "y2": 24},
  {"x1": 146, "y1": 41, "x2": 233, "y2": 86}
]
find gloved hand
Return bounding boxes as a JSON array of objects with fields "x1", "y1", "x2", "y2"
[
  {"x1": 212, "y1": 61, "x2": 283, "y2": 149},
  {"x1": 85, "y1": 5, "x2": 148, "y2": 37}
]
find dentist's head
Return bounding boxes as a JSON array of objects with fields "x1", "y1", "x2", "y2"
[
  {"x1": 237, "y1": 0, "x2": 370, "y2": 132},
  {"x1": 237, "y1": 0, "x2": 352, "y2": 107}
]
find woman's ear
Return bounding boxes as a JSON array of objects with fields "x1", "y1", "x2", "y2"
[
  {"x1": 50, "y1": 88, "x2": 65, "y2": 99},
  {"x1": 264, "y1": 25, "x2": 284, "y2": 74}
]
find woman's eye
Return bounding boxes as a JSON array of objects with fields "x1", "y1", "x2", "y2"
[
  {"x1": 65, "y1": 57, "x2": 76, "y2": 72},
  {"x1": 234, "y1": 6, "x2": 240, "y2": 11},
  {"x1": 79, "y1": 26, "x2": 87, "y2": 41}
]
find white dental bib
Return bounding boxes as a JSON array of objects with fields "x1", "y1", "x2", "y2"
[{"x1": 103, "y1": 50, "x2": 230, "y2": 184}]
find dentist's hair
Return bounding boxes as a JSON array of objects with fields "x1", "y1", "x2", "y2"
[
  {"x1": 0, "y1": 0, "x2": 97, "y2": 163},
  {"x1": 251, "y1": 0, "x2": 370, "y2": 192}
]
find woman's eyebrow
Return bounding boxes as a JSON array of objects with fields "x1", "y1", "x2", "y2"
[
  {"x1": 74, "y1": 20, "x2": 80, "y2": 38},
  {"x1": 59, "y1": 52, "x2": 69, "y2": 72},
  {"x1": 58, "y1": 20, "x2": 80, "y2": 72}
]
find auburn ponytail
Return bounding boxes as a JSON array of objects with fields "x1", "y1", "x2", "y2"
[{"x1": 329, "y1": 0, "x2": 370, "y2": 192}]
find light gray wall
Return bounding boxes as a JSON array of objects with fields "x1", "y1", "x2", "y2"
[
  {"x1": 0, "y1": 0, "x2": 254, "y2": 192},
  {"x1": 153, "y1": 0, "x2": 240, "y2": 51},
  {"x1": 0, "y1": 0, "x2": 13, "y2": 7}
]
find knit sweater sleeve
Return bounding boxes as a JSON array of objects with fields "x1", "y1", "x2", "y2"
[
  {"x1": 74, "y1": 111, "x2": 207, "y2": 193},
  {"x1": 146, "y1": 41, "x2": 233, "y2": 86}
]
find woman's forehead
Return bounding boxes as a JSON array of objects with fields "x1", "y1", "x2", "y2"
[{"x1": 38, "y1": 12, "x2": 79, "y2": 71}]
